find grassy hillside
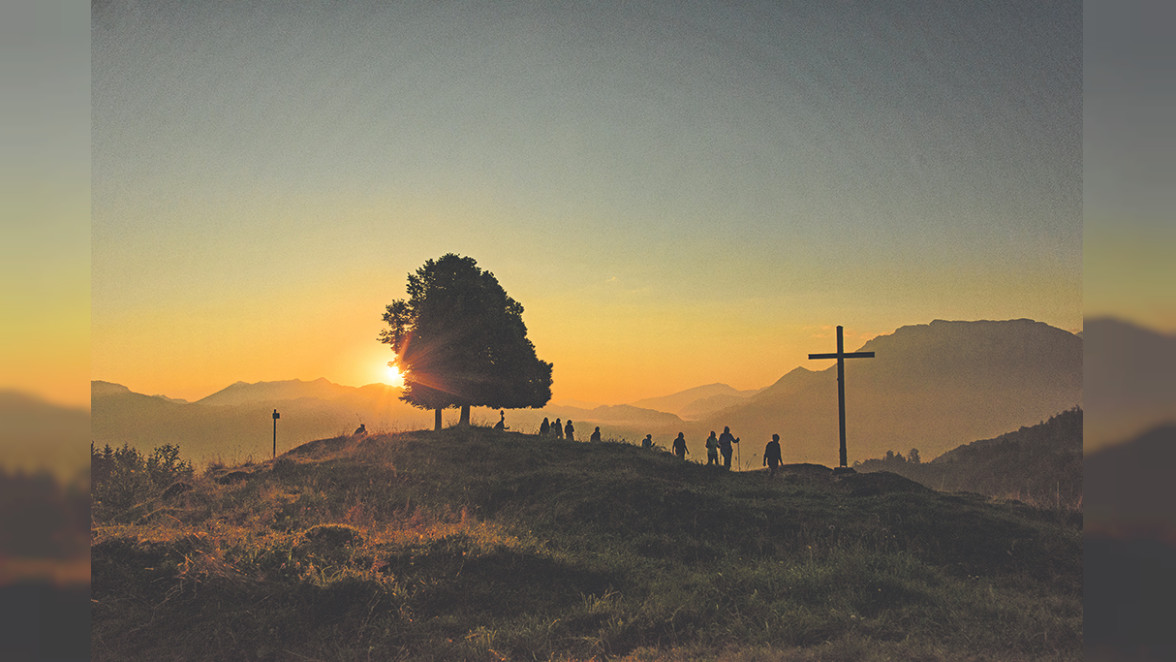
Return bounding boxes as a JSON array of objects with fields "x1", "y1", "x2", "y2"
[
  {"x1": 855, "y1": 408, "x2": 1083, "y2": 510},
  {"x1": 92, "y1": 428, "x2": 1081, "y2": 661}
]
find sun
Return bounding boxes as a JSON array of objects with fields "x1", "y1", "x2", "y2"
[{"x1": 384, "y1": 361, "x2": 405, "y2": 387}]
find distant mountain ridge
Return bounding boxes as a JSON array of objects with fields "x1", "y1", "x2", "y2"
[
  {"x1": 1083, "y1": 316, "x2": 1176, "y2": 451},
  {"x1": 92, "y1": 379, "x2": 433, "y2": 463},
  {"x1": 1086, "y1": 423, "x2": 1176, "y2": 526},
  {"x1": 677, "y1": 319, "x2": 1081, "y2": 466},
  {"x1": 94, "y1": 318, "x2": 1081, "y2": 467},
  {"x1": 0, "y1": 389, "x2": 90, "y2": 477},
  {"x1": 629, "y1": 383, "x2": 760, "y2": 420},
  {"x1": 197, "y1": 378, "x2": 359, "y2": 407},
  {"x1": 856, "y1": 408, "x2": 1082, "y2": 508}
]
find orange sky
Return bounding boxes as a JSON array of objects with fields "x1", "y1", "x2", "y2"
[{"x1": 86, "y1": 3, "x2": 1084, "y2": 406}]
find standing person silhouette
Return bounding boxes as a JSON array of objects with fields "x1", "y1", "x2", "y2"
[
  {"x1": 539, "y1": 417, "x2": 550, "y2": 436},
  {"x1": 564, "y1": 419, "x2": 575, "y2": 441},
  {"x1": 554, "y1": 418, "x2": 563, "y2": 440},
  {"x1": 671, "y1": 432, "x2": 689, "y2": 460},
  {"x1": 719, "y1": 426, "x2": 739, "y2": 470},
  {"x1": 642, "y1": 434, "x2": 654, "y2": 450},
  {"x1": 705, "y1": 431, "x2": 720, "y2": 466},
  {"x1": 763, "y1": 433, "x2": 783, "y2": 477}
]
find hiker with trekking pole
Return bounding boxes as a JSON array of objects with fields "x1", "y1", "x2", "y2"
[{"x1": 718, "y1": 426, "x2": 739, "y2": 470}]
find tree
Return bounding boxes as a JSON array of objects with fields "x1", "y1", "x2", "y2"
[{"x1": 379, "y1": 254, "x2": 553, "y2": 430}]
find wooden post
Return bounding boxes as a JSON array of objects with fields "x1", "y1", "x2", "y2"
[
  {"x1": 272, "y1": 409, "x2": 280, "y2": 459},
  {"x1": 808, "y1": 326, "x2": 875, "y2": 468}
]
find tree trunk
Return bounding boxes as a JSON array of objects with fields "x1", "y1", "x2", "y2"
[
  {"x1": 459, "y1": 404, "x2": 471, "y2": 427},
  {"x1": 434, "y1": 408, "x2": 442, "y2": 432}
]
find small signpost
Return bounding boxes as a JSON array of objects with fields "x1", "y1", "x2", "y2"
[
  {"x1": 272, "y1": 409, "x2": 280, "y2": 459},
  {"x1": 808, "y1": 325, "x2": 874, "y2": 468}
]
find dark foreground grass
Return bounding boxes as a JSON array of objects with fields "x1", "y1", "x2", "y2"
[{"x1": 92, "y1": 428, "x2": 1081, "y2": 661}]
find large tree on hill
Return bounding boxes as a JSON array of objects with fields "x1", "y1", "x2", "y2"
[{"x1": 379, "y1": 254, "x2": 553, "y2": 430}]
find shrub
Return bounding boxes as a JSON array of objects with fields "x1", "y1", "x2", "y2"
[{"x1": 91, "y1": 442, "x2": 195, "y2": 515}]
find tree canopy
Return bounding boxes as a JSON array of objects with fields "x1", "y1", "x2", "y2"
[{"x1": 379, "y1": 254, "x2": 552, "y2": 427}]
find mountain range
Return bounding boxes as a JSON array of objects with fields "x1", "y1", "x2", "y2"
[
  {"x1": 0, "y1": 390, "x2": 90, "y2": 478},
  {"x1": 856, "y1": 407, "x2": 1082, "y2": 508},
  {"x1": 1086, "y1": 423, "x2": 1176, "y2": 527},
  {"x1": 93, "y1": 318, "x2": 1082, "y2": 466},
  {"x1": 1083, "y1": 316, "x2": 1176, "y2": 451}
]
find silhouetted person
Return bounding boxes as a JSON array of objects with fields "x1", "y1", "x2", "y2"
[
  {"x1": 493, "y1": 410, "x2": 506, "y2": 432},
  {"x1": 719, "y1": 426, "x2": 739, "y2": 470},
  {"x1": 705, "y1": 431, "x2": 719, "y2": 465},
  {"x1": 554, "y1": 418, "x2": 563, "y2": 440},
  {"x1": 539, "y1": 417, "x2": 550, "y2": 436},
  {"x1": 763, "y1": 433, "x2": 783, "y2": 477},
  {"x1": 353, "y1": 423, "x2": 367, "y2": 436},
  {"x1": 564, "y1": 419, "x2": 575, "y2": 441},
  {"x1": 671, "y1": 432, "x2": 689, "y2": 460},
  {"x1": 642, "y1": 434, "x2": 654, "y2": 450},
  {"x1": 590, "y1": 426, "x2": 602, "y2": 442}
]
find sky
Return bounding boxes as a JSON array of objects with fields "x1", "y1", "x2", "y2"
[
  {"x1": 1083, "y1": 0, "x2": 1176, "y2": 332},
  {"x1": 87, "y1": 1, "x2": 1085, "y2": 406}
]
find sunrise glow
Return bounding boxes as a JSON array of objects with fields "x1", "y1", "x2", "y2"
[{"x1": 384, "y1": 362, "x2": 405, "y2": 388}]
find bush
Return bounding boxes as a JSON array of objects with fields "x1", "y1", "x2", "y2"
[{"x1": 91, "y1": 442, "x2": 195, "y2": 515}]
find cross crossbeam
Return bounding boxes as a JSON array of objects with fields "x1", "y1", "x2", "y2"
[{"x1": 808, "y1": 325, "x2": 874, "y2": 468}]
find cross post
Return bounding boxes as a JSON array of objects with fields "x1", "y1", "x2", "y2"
[
  {"x1": 272, "y1": 409, "x2": 280, "y2": 459},
  {"x1": 808, "y1": 325, "x2": 875, "y2": 467}
]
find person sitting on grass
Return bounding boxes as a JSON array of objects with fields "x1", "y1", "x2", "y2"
[
  {"x1": 590, "y1": 426, "x2": 602, "y2": 442},
  {"x1": 493, "y1": 410, "x2": 506, "y2": 432},
  {"x1": 353, "y1": 423, "x2": 367, "y2": 436}
]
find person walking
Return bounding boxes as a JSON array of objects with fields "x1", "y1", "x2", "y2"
[
  {"x1": 718, "y1": 426, "x2": 739, "y2": 470},
  {"x1": 671, "y1": 432, "x2": 689, "y2": 461},
  {"x1": 705, "y1": 431, "x2": 720, "y2": 466},
  {"x1": 564, "y1": 419, "x2": 575, "y2": 441},
  {"x1": 763, "y1": 433, "x2": 783, "y2": 477}
]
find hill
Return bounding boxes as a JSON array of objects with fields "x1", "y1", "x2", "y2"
[
  {"x1": 684, "y1": 319, "x2": 1081, "y2": 466},
  {"x1": 1085, "y1": 423, "x2": 1176, "y2": 526},
  {"x1": 1083, "y1": 316, "x2": 1176, "y2": 451},
  {"x1": 0, "y1": 389, "x2": 90, "y2": 478},
  {"x1": 855, "y1": 408, "x2": 1082, "y2": 509},
  {"x1": 92, "y1": 379, "x2": 435, "y2": 464},
  {"x1": 630, "y1": 383, "x2": 760, "y2": 420},
  {"x1": 91, "y1": 427, "x2": 1082, "y2": 661},
  {"x1": 196, "y1": 377, "x2": 359, "y2": 407}
]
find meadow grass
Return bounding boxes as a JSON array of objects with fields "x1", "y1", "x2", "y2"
[{"x1": 92, "y1": 427, "x2": 1081, "y2": 661}]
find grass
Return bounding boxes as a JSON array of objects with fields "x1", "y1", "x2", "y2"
[{"x1": 92, "y1": 427, "x2": 1082, "y2": 661}]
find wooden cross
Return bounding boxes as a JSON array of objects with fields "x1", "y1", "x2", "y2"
[
  {"x1": 808, "y1": 325, "x2": 874, "y2": 468},
  {"x1": 272, "y1": 409, "x2": 280, "y2": 459}
]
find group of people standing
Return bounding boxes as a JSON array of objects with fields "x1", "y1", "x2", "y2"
[
  {"x1": 533, "y1": 418, "x2": 785, "y2": 477},
  {"x1": 538, "y1": 417, "x2": 575, "y2": 441},
  {"x1": 662, "y1": 426, "x2": 786, "y2": 476}
]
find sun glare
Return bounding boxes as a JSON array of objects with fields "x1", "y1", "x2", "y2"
[{"x1": 384, "y1": 362, "x2": 405, "y2": 387}]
